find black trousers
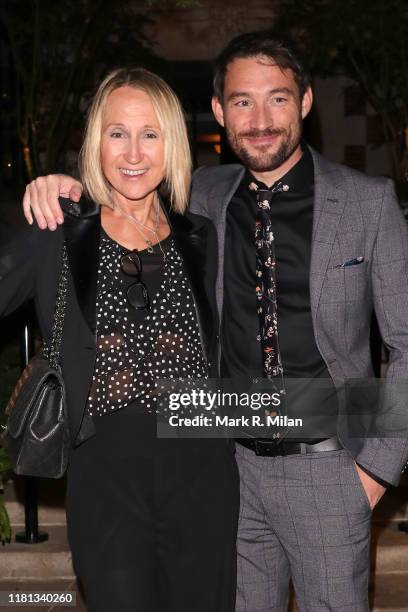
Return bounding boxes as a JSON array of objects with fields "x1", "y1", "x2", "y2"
[{"x1": 65, "y1": 409, "x2": 239, "y2": 612}]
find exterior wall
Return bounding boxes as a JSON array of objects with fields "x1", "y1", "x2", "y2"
[
  {"x1": 313, "y1": 75, "x2": 392, "y2": 177},
  {"x1": 144, "y1": 1, "x2": 393, "y2": 178},
  {"x1": 144, "y1": 0, "x2": 276, "y2": 61}
]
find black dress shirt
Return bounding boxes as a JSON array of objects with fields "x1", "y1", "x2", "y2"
[{"x1": 221, "y1": 146, "x2": 338, "y2": 440}]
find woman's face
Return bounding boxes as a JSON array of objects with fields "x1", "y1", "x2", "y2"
[{"x1": 100, "y1": 86, "x2": 165, "y2": 207}]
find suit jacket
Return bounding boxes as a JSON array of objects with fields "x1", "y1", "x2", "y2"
[
  {"x1": 190, "y1": 146, "x2": 408, "y2": 486},
  {"x1": 0, "y1": 197, "x2": 219, "y2": 447}
]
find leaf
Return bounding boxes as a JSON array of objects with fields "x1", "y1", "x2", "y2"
[
  {"x1": 0, "y1": 448, "x2": 12, "y2": 474},
  {"x1": 0, "y1": 499, "x2": 11, "y2": 545},
  {"x1": 275, "y1": 0, "x2": 408, "y2": 179}
]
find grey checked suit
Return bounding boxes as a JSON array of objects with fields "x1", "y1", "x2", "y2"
[{"x1": 189, "y1": 147, "x2": 408, "y2": 611}]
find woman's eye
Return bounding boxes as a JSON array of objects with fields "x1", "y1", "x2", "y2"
[
  {"x1": 144, "y1": 131, "x2": 158, "y2": 139},
  {"x1": 110, "y1": 131, "x2": 124, "y2": 138}
]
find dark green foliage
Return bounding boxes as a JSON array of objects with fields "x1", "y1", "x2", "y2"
[
  {"x1": 276, "y1": 0, "x2": 408, "y2": 179},
  {"x1": 1, "y1": 0, "x2": 161, "y2": 180},
  {"x1": 0, "y1": 492, "x2": 12, "y2": 545}
]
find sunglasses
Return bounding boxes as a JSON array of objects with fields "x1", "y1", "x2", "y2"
[{"x1": 120, "y1": 250, "x2": 151, "y2": 311}]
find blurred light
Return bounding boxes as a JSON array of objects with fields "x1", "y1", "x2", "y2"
[
  {"x1": 214, "y1": 145, "x2": 221, "y2": 155},
  {"x1": 197, "y1": 133, "x2": 221, "y2": 144},
  {"x1": 7, "y1": 163, "x2": 11, "y2": 167}
]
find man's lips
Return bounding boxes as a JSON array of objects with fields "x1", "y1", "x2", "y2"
[{"x1": 243, "y1": 133, "x2": 281, "y2": 146}]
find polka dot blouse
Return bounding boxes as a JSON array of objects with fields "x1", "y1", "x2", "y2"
[{"x1": 86, "y1": 229, "x2": 208, "y2": 417}]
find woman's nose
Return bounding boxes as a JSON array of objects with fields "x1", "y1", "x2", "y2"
[{"x1": 125, "y1": 137, "x2": 142, "y2": 163}]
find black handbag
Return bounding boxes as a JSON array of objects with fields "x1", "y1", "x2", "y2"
[{"x1": 1, "y1": 245, "x2": 71, "y2": 478}]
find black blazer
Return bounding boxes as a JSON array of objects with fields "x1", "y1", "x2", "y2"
[{"x1": 0, "y1": 197, "x2": 219, "y2": 447}]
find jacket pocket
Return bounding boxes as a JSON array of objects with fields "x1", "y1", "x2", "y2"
[{"x1": 323, "y1": 260, "x2": 369, "y2": 304}]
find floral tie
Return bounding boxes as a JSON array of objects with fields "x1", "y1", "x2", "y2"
[{"x1": 250, "y1": 180, "x2": 289, "y2": 438}]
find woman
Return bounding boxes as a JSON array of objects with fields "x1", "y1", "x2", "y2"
[{"x1": 0, "y1": 69, "x2": 239, "y2": 612}]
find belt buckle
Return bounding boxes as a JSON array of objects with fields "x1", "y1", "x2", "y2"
[{"x1": 254, "y1": 439, "x2": 285, "y2": 457}]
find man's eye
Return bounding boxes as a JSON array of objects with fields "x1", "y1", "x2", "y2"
[
  {"x1": 235, "y1": 100, "x2": 250, "y2": 107},
  {"x1": 273, "y1": 97, "x2": 287, "y2": 105}
]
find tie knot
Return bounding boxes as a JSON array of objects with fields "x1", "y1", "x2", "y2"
[
  {"x1": 271, "y1": 181, "x2": 290, "y2": 194},
  {"x1": 249, "y1": 180, "x2": 289, "y2": 196},
  {"x1": 249, "y1": 180, "x2": 289, "y2": 209}
]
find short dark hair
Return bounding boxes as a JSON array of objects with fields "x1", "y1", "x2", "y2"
[{"x1": 213, "y1": 30, "x2": 311, "y2": 102}]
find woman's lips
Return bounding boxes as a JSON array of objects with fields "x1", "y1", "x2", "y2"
[{"x1": 119, "y1": 168, "x2": 148, "y2": 179}]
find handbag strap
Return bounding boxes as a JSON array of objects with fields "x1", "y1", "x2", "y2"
[{"x1": 42, "y1": 244, "x2": 69, "y2": 370}]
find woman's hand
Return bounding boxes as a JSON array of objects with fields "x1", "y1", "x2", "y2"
[{"x1": 23, "y1": 174, "x2": 83, "y2": 230}]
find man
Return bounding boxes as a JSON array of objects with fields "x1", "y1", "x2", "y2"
[{"x1": 22, "y1": 31, "x2": 408, "y2": 611}]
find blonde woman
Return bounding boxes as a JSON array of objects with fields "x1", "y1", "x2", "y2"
[{"x1": 0, "y1": 69, "x2": 239, "y2": 612}]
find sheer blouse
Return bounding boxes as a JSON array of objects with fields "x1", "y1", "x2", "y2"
[{"x1": 86, "y1": 229, "x2": 208, "y2": 417}]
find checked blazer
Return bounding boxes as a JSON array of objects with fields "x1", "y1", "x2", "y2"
[{"x1": 189, "y1": 145, "x2": 408, "y2": 486}]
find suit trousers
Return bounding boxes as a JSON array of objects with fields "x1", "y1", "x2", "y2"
[
  {"x1": 235, "y1": 444, "x2": 371, "y2": 612},
  {"x1": 65, "y1": 409, "x2": 239, "y2": 612}
]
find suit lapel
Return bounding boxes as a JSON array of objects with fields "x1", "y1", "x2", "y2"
[
  {"x1": 61, "y1": 197, "x2": 100, "y2": 336},
  {"x1": 165, "y1": 203, "x2": 215, "y2": 361},
  {"x1": 206, "y1": 166, "x2": 245, "y2": 317},
  {"x1": 209, "y1": 166, "x2": 245, "y2": 225},
  {"x1": 309, "y1": 149, "x2": 347, "y2": 324}
]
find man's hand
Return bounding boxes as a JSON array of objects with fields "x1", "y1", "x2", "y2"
[
  {"x1": 355, "y1": 462, "x2": 386, "y2": 510},
  {"x1": 23, "y1": 174, "x2": 83, "y2": 230}
]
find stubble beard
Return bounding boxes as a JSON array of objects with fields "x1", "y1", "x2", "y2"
[{"x1": 226, "y1": 122, "x2": 302, "y2": 174}]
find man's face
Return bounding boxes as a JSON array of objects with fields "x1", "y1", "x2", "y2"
[{"x1": 212, "y1": 56, "x2": 313, "y2": 175}]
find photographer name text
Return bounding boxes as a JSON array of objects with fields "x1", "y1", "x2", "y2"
[{"x1": 168, "y1": 415, "x2": 303, "y2": 428}]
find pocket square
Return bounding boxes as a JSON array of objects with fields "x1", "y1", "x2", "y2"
[{"x1": 333, "y1": 256, "x2": 365, "y2": 269}]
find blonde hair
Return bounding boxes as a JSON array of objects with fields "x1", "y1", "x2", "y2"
[{"x1": 79, "y1": 68, "x2": 192, "y2": 214}]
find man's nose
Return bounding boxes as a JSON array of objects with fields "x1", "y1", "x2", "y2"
[{"x1": 250, "y1": 104, "x2": 272, "y2": 130}]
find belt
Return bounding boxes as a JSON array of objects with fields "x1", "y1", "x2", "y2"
[{"x1": 236, "y1": 436, "x2": 342, "y2": 457}]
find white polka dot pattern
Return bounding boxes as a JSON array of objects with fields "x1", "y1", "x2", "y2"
[{"x1": 87, "y1": 234, "x2": 208, "y2": 416}]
